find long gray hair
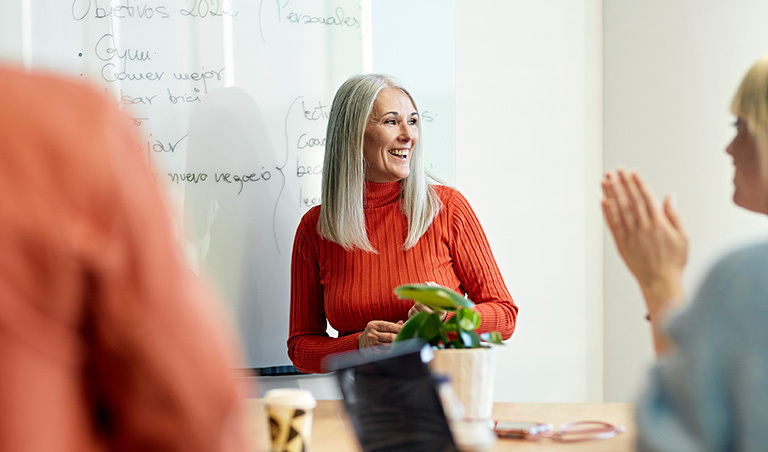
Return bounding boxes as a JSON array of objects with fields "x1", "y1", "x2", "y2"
[{"x1": 318, "y1": 74, "x2": 442, "y2": 252}]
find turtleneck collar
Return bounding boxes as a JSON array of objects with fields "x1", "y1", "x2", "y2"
[{"x1": 364, "y1": 180, "x2": 402, "y2": 209}]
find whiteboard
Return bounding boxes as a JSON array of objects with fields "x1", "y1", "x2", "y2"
[{"x1": 0, "y1": 0, "x2": 455, "y2": 370}]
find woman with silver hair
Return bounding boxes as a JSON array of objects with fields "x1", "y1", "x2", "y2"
[
  {"x1": 603, "y1": 55, "x2": 768, "y2": 451},
  {"x1": 288, "y1": 74, "x2": 518, "y2": 374}
]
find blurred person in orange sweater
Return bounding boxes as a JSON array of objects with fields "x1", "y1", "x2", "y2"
[{"x1": 0, "y1": 65, "x2": 252, "y2": 451}]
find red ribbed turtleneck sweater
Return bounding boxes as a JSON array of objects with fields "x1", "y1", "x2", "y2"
[{"x1": 288, "y1": 181, "x2": 517, "y2": 373}]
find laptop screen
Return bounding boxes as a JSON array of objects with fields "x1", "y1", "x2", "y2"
[{"x1": 327, "y1": 344, "x2": 459, "y2": 452}]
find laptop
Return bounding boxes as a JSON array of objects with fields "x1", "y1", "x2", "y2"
[{"x1": 326, "y1": 343, "x2": 459, "y2": 452}]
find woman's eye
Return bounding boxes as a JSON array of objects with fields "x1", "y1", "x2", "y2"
[{"x1": 408, "y1": 118, "x2": 418, "y2": 125}]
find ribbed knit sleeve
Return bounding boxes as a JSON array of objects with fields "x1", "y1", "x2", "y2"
[
  {"x1": 442, "y1": 188, "x2": 518, "y2": 338},
  {"x1": 287, "y1": 209, "x2": 359, "y2": 374}
]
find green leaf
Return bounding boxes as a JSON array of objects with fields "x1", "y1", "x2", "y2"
[
  {"x1": 418, "y1": 313, "x2": 443, "y2": 345},
  {"x1": 480, "y1": 332, "x2": 504, "y2": 345},
  {"x1": 458, "y1": 330, "x2": 482, "y2": 348},
  {"x1": 442, "y1": 316, "x2": 458, "y2": 332},
  {"x1": 455, "y1": 307, "x2": 480, "y2": 332},
  {"x1": 394, "y1": 311, "x2": 442, "y2": 346},
  {"x1": 394, "y1": 311, "x2": 430, "y2": 342},
  {"x1": 439, "y1": 328, "x2": 450, "y2": 346},
  {"x1": 394, "y1": 284, "x2": 475, "y2": 311}
]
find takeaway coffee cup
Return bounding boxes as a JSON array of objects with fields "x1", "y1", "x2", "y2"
[{"x1": 264, "y1": 388, "x2": 317, "y2": 452}]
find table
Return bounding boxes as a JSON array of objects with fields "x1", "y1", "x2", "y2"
[{"x1": 246, "y1": 400, "x2": 636, "y2": 451}]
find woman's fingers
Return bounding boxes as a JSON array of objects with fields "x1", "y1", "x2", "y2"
[
  {"x1": 663, "y1": 194, "x2": 686, "y2": 235},
  {"x1": 602, "y1": 171, "x2": 619, "y2": 201},
  {"x1": 359, "y1": 320, "x2": 403, "y2": 348},
  {"x1": 633, "y1": 172, "x2": 660, "y2": 223},
  {"x1": 618, "y1": 169, "x2": 650, "y2": 228},
  {"x1": 377, "y1": 321, "x2": 402, "y2": 343},
  {"x1": 603, "y1": 171, "x2": 634, "y2": 236},
  {"x1": 605, "y1": 169, "x2": 665, "y2": 232},
  {"x1": 408, "y1": 302, "x2": 448, "y2": 321},
  {"x1": 601, "y1": 198, "x2": 623, "y2": 239},
  {"x1": 373, "y1": 321, "x2": 401, "y2": 341},
  {"x1": 408, "y1": 302, "x2": 434, "y2": 318}
]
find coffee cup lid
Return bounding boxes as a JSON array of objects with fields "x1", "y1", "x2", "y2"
[{"x1": 264, "y1": 388, "x2": 317, "y2": 409}]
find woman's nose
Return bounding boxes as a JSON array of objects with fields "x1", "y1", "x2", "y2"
[
  {"x1": 399, "y1": 124, "x2": 414, "y2": 142},
  {"x1": 725, "y1": 138, "x2": 735, "y2": 156}
]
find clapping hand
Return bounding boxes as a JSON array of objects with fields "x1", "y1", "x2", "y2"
[{"x1": 601, "y1": 169, "x2": 688, "y2": 317}]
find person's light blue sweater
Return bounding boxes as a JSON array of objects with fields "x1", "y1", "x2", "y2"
[{"x1": 637, "y1": 241, "x2": 768, "y2": 451}]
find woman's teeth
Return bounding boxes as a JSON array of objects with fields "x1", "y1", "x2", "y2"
[{"x1": 389, "y1": 149, "x2": 409, "y2": 158}]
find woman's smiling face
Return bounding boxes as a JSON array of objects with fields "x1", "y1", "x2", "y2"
[{"x1": 362, "y1": 88, "x2": 419, "y2": 183}]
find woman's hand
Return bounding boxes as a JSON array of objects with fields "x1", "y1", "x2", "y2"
[
  {"x1": 357, "y1": 320, "x2": 404, "y2": 348},
  {"x1": 601, "y1": 169, "x2": 688, "y2": 316},
  {"x1": 408, "y1": 303, "x2": 447, "y2": 321}
]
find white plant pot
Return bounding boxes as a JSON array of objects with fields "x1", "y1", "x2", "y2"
[{"x1": 428, "y1": 347, "x2": 497, "y2": 421}]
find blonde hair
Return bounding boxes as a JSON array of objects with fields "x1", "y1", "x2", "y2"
[
  {"x1": 731, "y1": 55, "x2": 768, "y2": 152},
  {"x1": 319, "y1": 74, "x2": 442, "y2": 252}
]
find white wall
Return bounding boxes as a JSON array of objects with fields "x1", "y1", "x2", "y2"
[
  {"x1": 455, "y1": 0, "x2": 604, "y2": 402},
  {"x1": 0, "y1": 1, "x2": 24, "y2": 65},
  {"x1": 603, "y1": 1, "x2": 768, "y2": 401}
]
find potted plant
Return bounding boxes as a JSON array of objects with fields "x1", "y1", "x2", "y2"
[{"x1": 393, "y1": 283, "x2": 503, "y2": 421}]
